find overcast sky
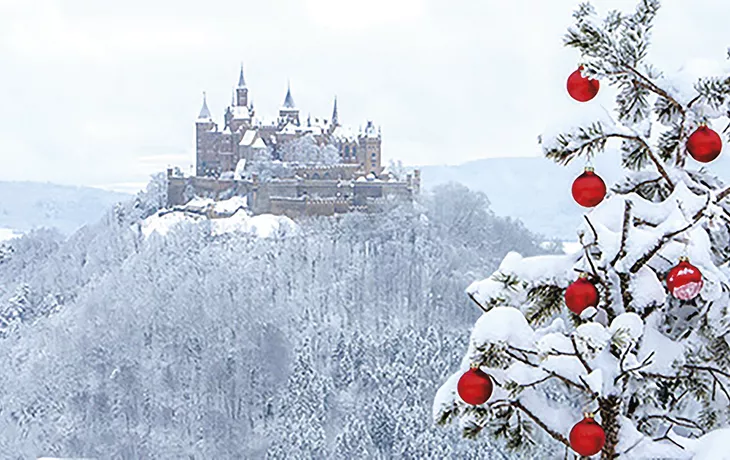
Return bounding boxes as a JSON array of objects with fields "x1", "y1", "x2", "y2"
[{"x1": 1, "y1": 0, "x2": 729, "y2": 193}]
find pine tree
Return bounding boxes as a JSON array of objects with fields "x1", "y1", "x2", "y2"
[
  {"x1": 435, "y1": 1, "x2": 730, "y2": 458},
  {"x1": 0, "y1": 283, "x2": 31, "y2": 334}
]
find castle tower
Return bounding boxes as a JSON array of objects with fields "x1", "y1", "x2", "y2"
[
  {"x1": 358, "y1": 121, "x2": 382, "y2": 176},
  {"x1": 236, "y1": 63, "x2": 249, "y2": 107},
  {"x1": 196, "y1": 92, "x2": 218, "y2": 176},
  {"x1": 279, "y1": 82, "x2": 300, "y2": 126}
]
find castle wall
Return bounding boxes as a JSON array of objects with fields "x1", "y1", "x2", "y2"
[
  {"x1": 269, "y1": 197, "x2": 307, "y2": 218},
  {"x1": 167, "y1": 171, "x2": 255, "y2": 207},
  {"x1": 294, "y1": 164, "x2": 360, "y2": 181}
]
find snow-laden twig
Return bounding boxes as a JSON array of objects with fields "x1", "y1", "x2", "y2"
[
  {"x1": 511, "y1": 400, "x2": 571, "y2": 449},
  {"x1": 612, "y1": 201, "x2": 634, "y2": 267},
  {"x1": 640, "y1": 414, "x2": 705, "y2": 433},
  {"x1": 629, "y1": 193, "x2": 710, "y2": 274},
  {"x1": 605, "y1": 133, "x2": 674, "y2": 190},
  {"x1": 571, "y1": 334, "x2": 593, "y2": 374},
  {"x1": 614, "y1": 351, "x2": 655, "y2": 384},
  {"x1": 504, "y1": 348, "x2": 591, "y2": 394},
  {"x1": 468, "y1": 292, "x2": 489, "y2": 314}
]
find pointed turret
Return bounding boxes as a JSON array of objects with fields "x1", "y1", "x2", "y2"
[
  {"x1": 279, "y1": 81, "x2": 300, "y2": 126},
  {"x1": 235, "y1": 64, "x2": 249, "y2": 107},
  {"x1": 332, "y1": 96, "x2": 339, "y2": 126},
  {"x1": 237, "y1": 63, "x2": 246, "y2": 88},
  {"x1": 283, "y1": 81, "x2": 296, "y2": 108},
  {"x1": 197, "y1": 92, "x2": 212, "y2": 121}
]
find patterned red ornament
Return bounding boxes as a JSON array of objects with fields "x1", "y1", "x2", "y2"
[
  {"x1": 570, "y1": 414, "x2": 606, "y2": 457},
  {"x1": 572, "y1": 167, "x2": 606, "y2": 208},
  {"x1": 567, "y1": 66, "x2": 600, "y2": 102},
  {"x1": 687, "y1": 125, "x2": 722, "y2": 163},
  {"x1": 457, "y1": 364, "x2": 493, "y2": 405},
  {"x1": 565, "y1": 273, "x2": 599, "y2": 315},
  {"x1": 667, "y1": 257, "x2": 703, "y2": 300}
]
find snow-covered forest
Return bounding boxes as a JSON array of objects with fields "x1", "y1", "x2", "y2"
[{"x1": 0, "y1": 179, "x2": 547, "y2": 458}]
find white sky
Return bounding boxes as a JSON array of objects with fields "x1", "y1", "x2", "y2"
[{"x1": 0, "y1": 0, "x2": 729, "y2": 193}]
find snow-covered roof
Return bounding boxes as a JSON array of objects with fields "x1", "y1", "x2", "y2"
[
  {"x1": 251, "y1": 115, "x2": 279, "y2": 128},
  {"x1": 251, "y1": 137, "x2": 266, "y2": 149},
  {"x1": 332, "y1": 125, "x2": 357, "y2": 141},
  {"x1": 232, "y1": 105, "x2": 250, "y2": 120},
  {"x1": 239, "y1": 129, "x2": 257, "y2": 146},
  {"x1": 281, "y1": 121, "x2": 299, "y2": 135}
]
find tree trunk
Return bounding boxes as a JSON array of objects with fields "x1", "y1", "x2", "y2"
[{"x1": 600, "y1": 395, "x2": 621, "y2": 460}]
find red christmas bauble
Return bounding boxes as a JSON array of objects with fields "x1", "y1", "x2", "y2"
[
  {"x1": 565, "y1": 274, "x2": 599, "y2": 315},
  {"x1": 667, "y1": 257, "x2": 703, "y2": 300},
  {"x1": 457, "y1": 365, "x2": 493, "y2": 405},
  {"x1": 567, "y1": 66, "x2": 600, "y2": 102},
  {"x1": 572, "y1": 168, "x2": 606, "y2": 208},
  {"x1": 687, "y1": 125, "x2": 722, "y2": 163},
  {"x1": 570, "y1": 415, "x2": 606, "y2": 457}
]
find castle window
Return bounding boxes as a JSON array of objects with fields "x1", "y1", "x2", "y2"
[{"x1": 345, "y1": 146, "x2": 350, "y2": 155}]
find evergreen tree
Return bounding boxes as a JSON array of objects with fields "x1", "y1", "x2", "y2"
[
  {"x1": 0, "y1": 283, "x2": 30, "y2": 334},
  {"x1": 435, "y1": 1, "x2": 730, "y2": 458}
]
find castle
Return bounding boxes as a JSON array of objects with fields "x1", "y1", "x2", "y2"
[{"x1": 167, "y1": 64, "x2": 420, "y2": 217}]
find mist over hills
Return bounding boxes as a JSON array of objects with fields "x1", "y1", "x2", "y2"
[
  {"x1": 0, "y1": 182, "x2": 130, "y2": 236},
  {"x1": 418, "y1": 153, "x2": 730, "y2": 239}
]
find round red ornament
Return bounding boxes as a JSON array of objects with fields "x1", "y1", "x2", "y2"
[
  {"x1": 572, "y1": 167, "x2": 606, "y2": 208},
  {"x1": 457, "y1": 364, "x2": 493, "y2": 406},
  {"x1": 567, "y1": 66, "x2": 600, "y2": 102},
  {"x1": 570, "y1": 414, "x2": 606, "y2": 457},
  {"x1": 687, "y1": 125, "x2": 722, "y2": 163},
  {"x1": 565, "y1": 273, "x2": 599, "y2": 315},
  {"x1": 667, "y1": 257, "x2": 703, "y2": 300}
]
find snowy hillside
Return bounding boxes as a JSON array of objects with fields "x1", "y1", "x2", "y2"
[
  {"x1": 0, "y1": 182, "x2": 550, "y2": 458},
  {"x1": 0, "y1": 182, "x2": 130, "y2": 235},
  {"x1": 419, "y1": 153, "x2": 730, "y2": 239}
]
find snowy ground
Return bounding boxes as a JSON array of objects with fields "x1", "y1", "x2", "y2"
[{"x1": 141, "y1": 196, "x2": 298, "y2": 239}]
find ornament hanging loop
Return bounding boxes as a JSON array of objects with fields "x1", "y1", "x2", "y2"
[{"x1": 585, "y1": 156, "x2": 594, "y2": 170}]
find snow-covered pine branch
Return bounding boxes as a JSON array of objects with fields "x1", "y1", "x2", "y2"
[{"x1": 435, "y1": 1, "x2": 730, "y2": 459}]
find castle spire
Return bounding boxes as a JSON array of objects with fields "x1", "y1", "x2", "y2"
[
  {"x1": 237, "y1": 63, "x2": 246, "y2": 88},
  {"x1": 332, "y1": 96, "x2": 339, "y2": 126},
  {"x1": 197, "y1": 92, "x2": 212, "y2": 120},
  {"x1": 283, "y1": 81, "x2": 296, "y2": 108}
]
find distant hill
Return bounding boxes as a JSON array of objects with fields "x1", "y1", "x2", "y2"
[
  {"x1": 418, "y1": 153, "x2": 730, "y2": 239},
  {"x1": 0, "y1": 182, "x2": 130, "y2": 236}
]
